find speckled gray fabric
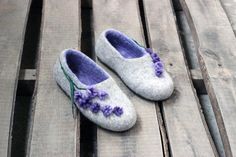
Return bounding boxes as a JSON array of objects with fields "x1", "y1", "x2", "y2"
[
  {"x1": 95, "y1": 29, "x2": 174, "y2": 101},
  {"x1": 53, "y1": 49, "x2": 137, "y2": 131}
]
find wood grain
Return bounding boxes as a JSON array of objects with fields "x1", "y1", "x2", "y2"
[
  {"x1": 0, "y1": 0, "x2": 31, "y2": 156},
  {"x1": 93, "y1": 0, "x2": 163, "y2": 156},
  {"x1": 28, "y1": 0, "x2": 80, "y2": 156},
  {"x1": 143, "y1": 0, "x2": 217, "y2": 156},
  {"x1": 219, "y1": 0, "x2": 236, "y2": 35},
  {"x1": 176, "y1": 14, "x2": 225, "y2": 155},
  {"x1": 180, "y1": 0, "x2": 236, "y2": 156}
]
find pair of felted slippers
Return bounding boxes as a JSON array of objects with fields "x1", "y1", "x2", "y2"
[{"x1": 53, "y1": 29, "x2": 174, "y2": 132}]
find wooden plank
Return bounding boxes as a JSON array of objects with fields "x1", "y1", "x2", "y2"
[
  {"x1": 179, "y1": 0, "x2": 236, "y2": 156},
  {"x1": 0, "y1": 0, "x2": 31, "y2": 156},
  {"x1": 93, "y1": 0, "x2": 163, "y2": 156},
  {"x1": 28, "y1": 0, "x2": 81, "y2": 156},
  {"x1": 142, "y1": 0, "x2": 217, "y2": 156},
  {"x1": 219, "y1": 0, "x2": 236, "y2": 35}
]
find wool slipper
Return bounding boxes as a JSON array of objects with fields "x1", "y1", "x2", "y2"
[
  {"x1": 95, "y1": 29, "x2": 174, "y2": 101},
  {"x1": 53, "y1": 49, "x2": 137, "y2": 131}
]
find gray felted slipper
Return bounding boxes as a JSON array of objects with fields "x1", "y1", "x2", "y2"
[
  {"x1": 95, "y1": 29, "x2": 174, "y2": 101},
  {"x1": 53, "y1": 49, "x2": 137, "y2": 131}
]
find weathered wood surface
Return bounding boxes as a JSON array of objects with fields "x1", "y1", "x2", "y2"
[
  {"x1": 0, "y1": 0, "x2": 31, "y2": 156},
  {"x1": 143, "y1": 0, "x2": 217, "y2": 156},
  {"x1": 178, "y1": 11, "x2": 225, "y2": 156},
  {"x1": 180, "y1": 0, "x2": 236, "y2": 156},
  {"x1": 219, "y1": 0, "x2": 236, "y2": 35},
  {"x1": 28, "y1": 0, "x2": 81, "y2": 156},
  {"x1": 93, "y1": 0, "x2": 163, "y2": 156}
]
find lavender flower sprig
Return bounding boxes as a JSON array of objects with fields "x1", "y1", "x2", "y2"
[
  {"x1": 59, "y1": 58, "x2": 124, "y2": 118},
  {"x1": 74, "y1": 87, "x2": 123, "y2": 117},
  {"x1": 146, "y1": 48, "x2": 164, "y2": 77}
]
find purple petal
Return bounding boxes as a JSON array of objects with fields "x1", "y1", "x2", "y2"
[
  {"x1": 145, "y1": 48, "x2": 153, "y2": 54},
  {"x1": 74, "y1": 90, "x2": 91, "y2": 108},
  {"x1": 155, "y1": 69, "x2": 163, "y2": 77},
  {"x1": 87, "y1": 87, "x2": 98, "y2": 98},
  {"x1": 80, "y1": 100, "x2": 91, "y2": 109},
  {"x1": 152, "y1": 57, "x2": 160, "y2": 63},
  {"x1": 98, "y1": 90, "x2": 108, "y2": 100},
  {"x1": 151, "y1": 53, "x2": 157, "y2": 58},
  {"x1": 74, "y1": 91, "x2": 82, "y2": 100},
  {"x1": 88, "y1": 86, "x2": 96, "y2": 92},
  {"x1": 102, "y1": 105, "x2": 113, "y2": 117},
  {"x1": 154, "y1": 62, "x2": 163, "y2": 68},
  {"x1": 113, "y1": 106, "x2": 123, "y2": 116},
  {"x1": 74, "y1": 91, "x2": 85, "y2": 104},
  {"x1": 90, "y1": 103, "x2": 100, "y2": 113}
]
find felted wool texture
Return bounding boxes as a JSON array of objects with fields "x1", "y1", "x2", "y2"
[
  {"x1": 53, "y1": 49, "x2": 137, "y2": 131},
  {"x1": 95, "y1": 29, "x2": 174, "y2": 101}
]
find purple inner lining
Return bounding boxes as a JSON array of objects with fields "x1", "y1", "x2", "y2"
[
  {"x1": 66, "y1": 50, "x2": 109, "y2": 86},
  {"x1": 106, "y1": 30, "x2": 146, "y2": 59}
]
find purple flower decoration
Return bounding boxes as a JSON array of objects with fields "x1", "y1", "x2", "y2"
[
  {"x1": 74, "y1": 91, "x2": 88, "y2": 105},
  {"x1": 102, "y1": 105, "x2": 113, "y2": 117},
  {"x1": 145, "y1": 48, "x2": 153, "y2": 54},
  {"x1": 155, "y1": 69, "x2": 163, "y2": 76},
  {"x1": 74, "y1": 91, "x2": 83, "y2": 100},
  {"x1": 145, "y1": 48, "x2": 164, "y2": 77},
  {"x1": 154, "y1": 62, "x2": 163, "y2": 68},
  {"x1": 98, "y1": 90, "x2": 108, "y2": 100},
  {"x1": 74, "y1": 91, "x2": 91, "y2": 109},
  {"x1": 151, "y1": 53, "x2": 157, "y2": 58},
  {"x1": 74, "y1": 87, "x2": 123, "y2": 117},
  {"x1": 87, "y1": 87, "x2": 98, "y2": 98},
  {"x1": 151, "y1": 54, "x2": 160, "y2": 63},
  {"x1": 80, "y1": 101, "x2": 91, "y2": 109},
  {"x1": 90, "y1": 103, "x2": 100, "y2": 113},
  {"x1": 87, "y1": 87, "x2": 108, "y2": 100},
  {"x1": 113, "y1": 106, "x2": 123, "y2": 116}
]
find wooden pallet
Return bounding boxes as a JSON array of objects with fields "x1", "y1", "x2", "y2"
[
  {"x1": 0, "y1": 0, "x2": 236, "y2": 156},
  {"x1": 0, "y1": 0, "x2": 31, "y2": 156}
]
